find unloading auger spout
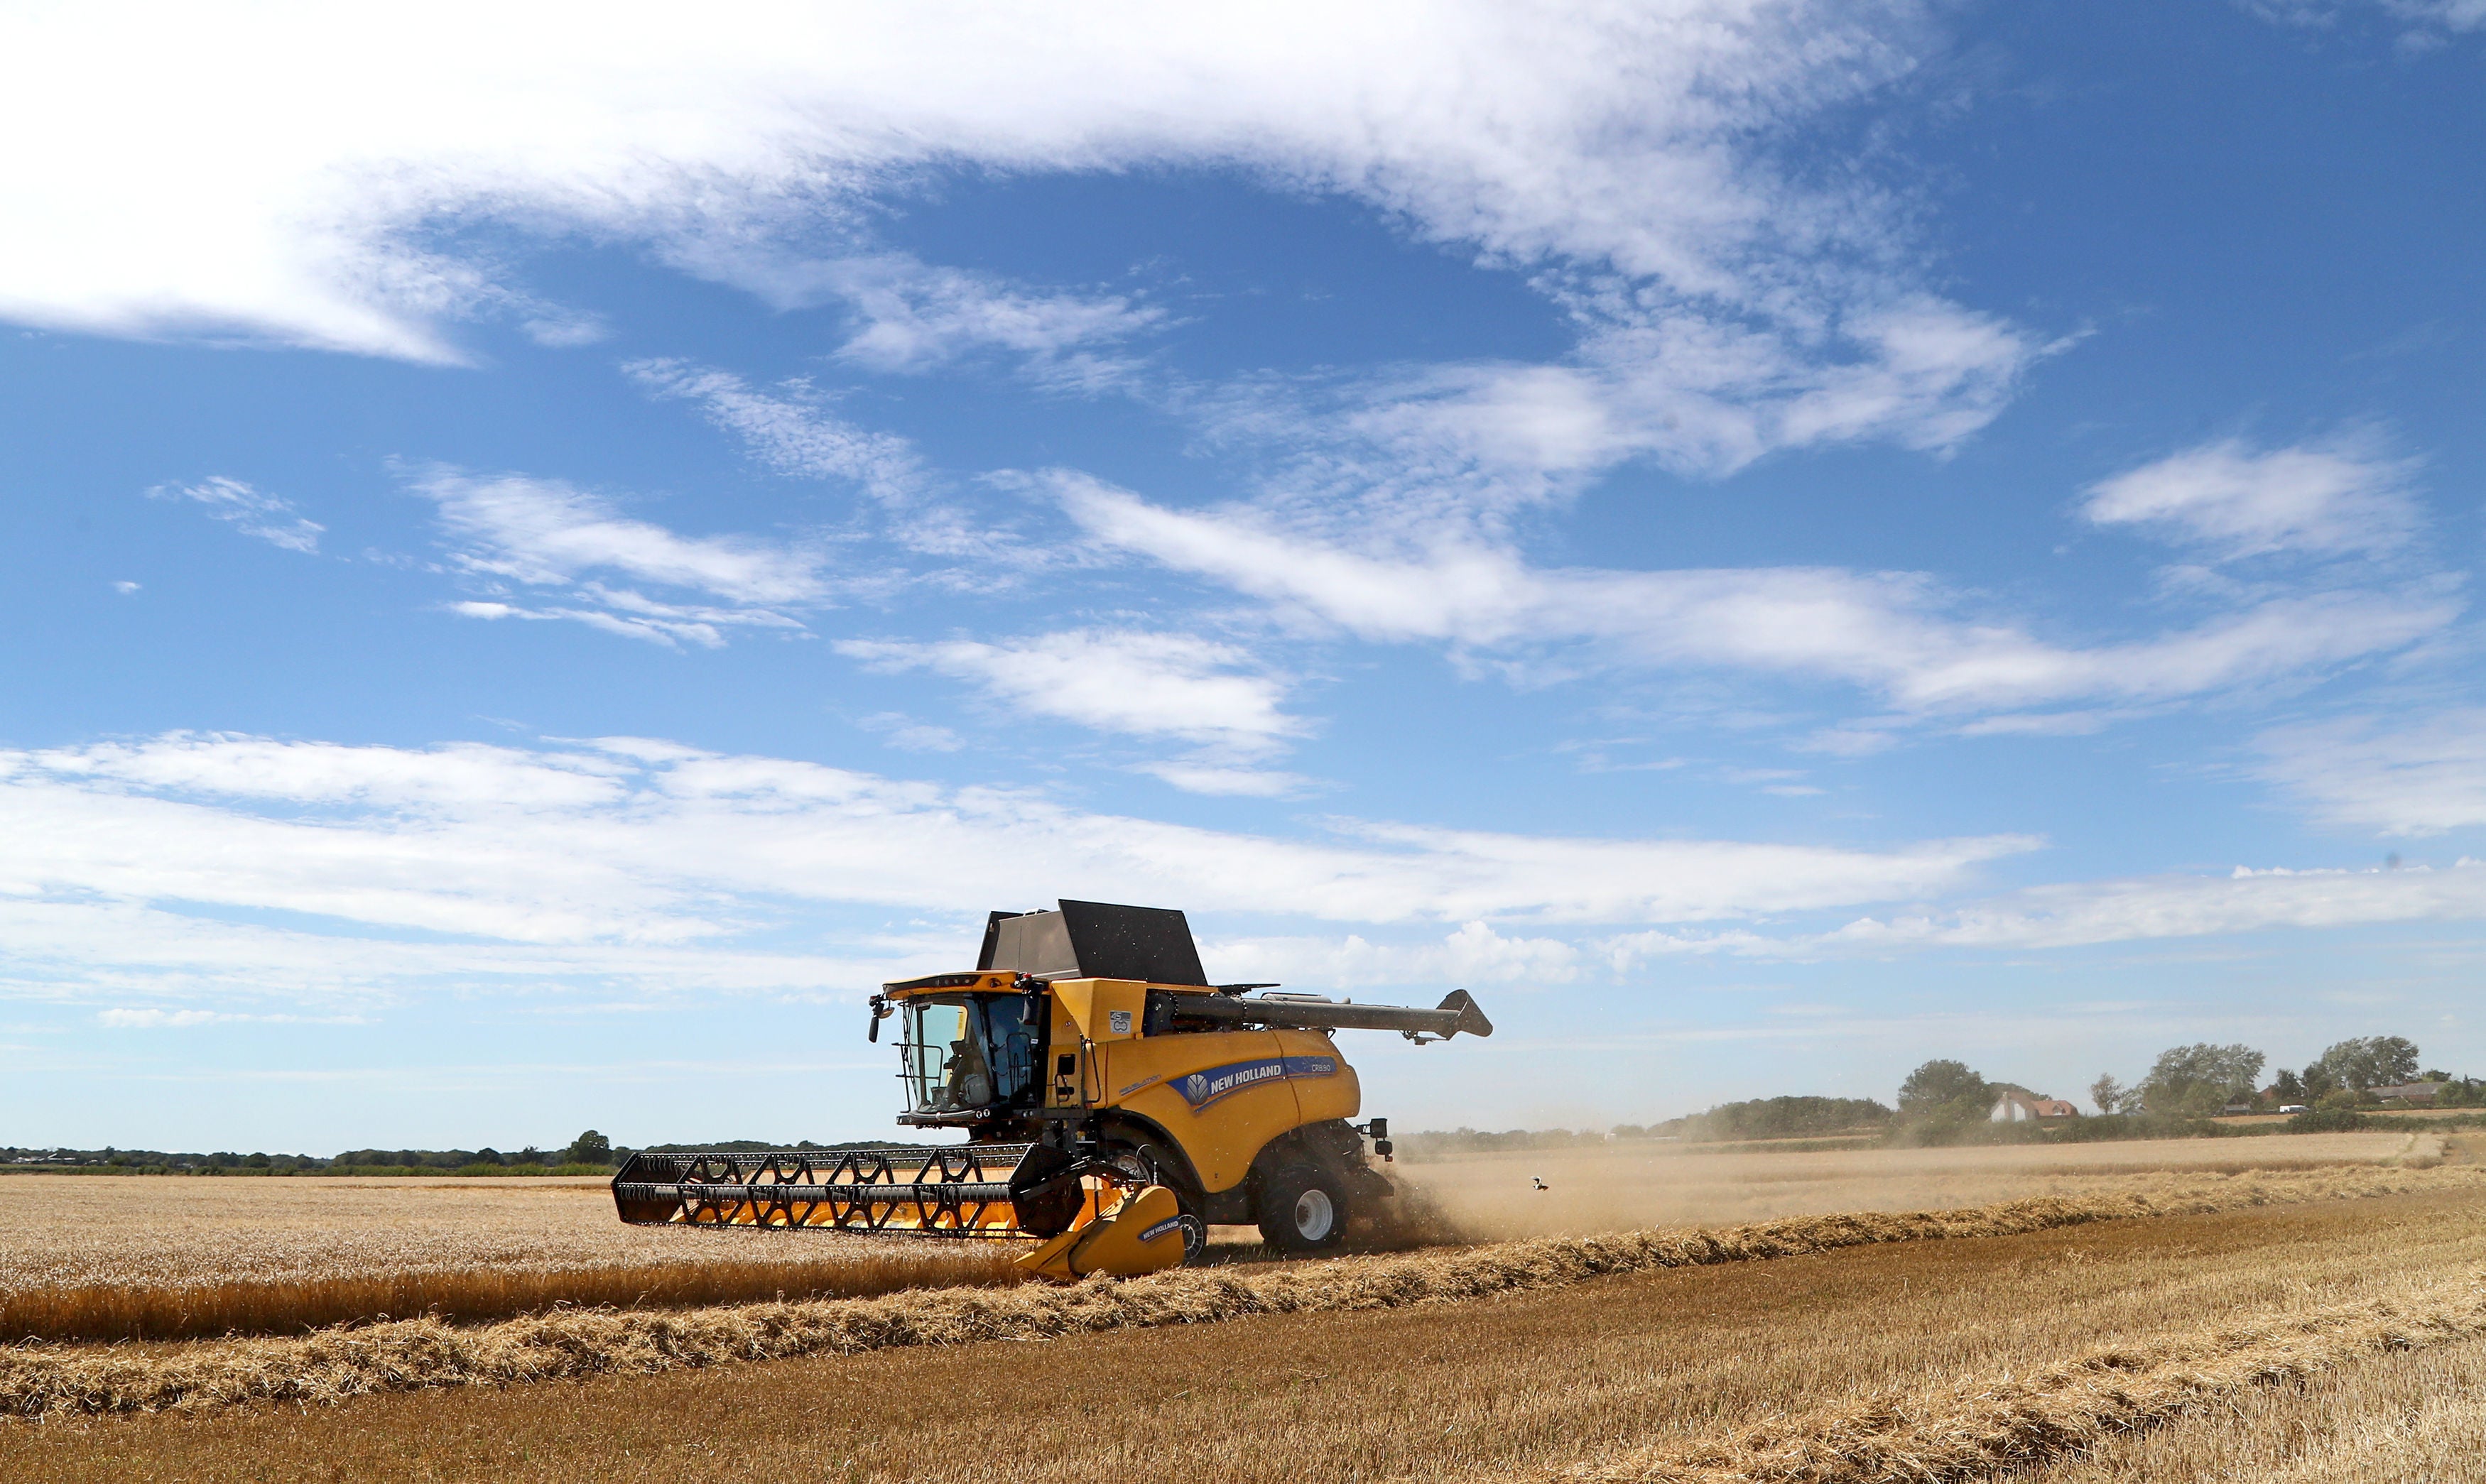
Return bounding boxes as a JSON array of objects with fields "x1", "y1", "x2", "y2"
[
  {"x1": 612, "y1": 900, "x2": 1494, "y2": 1278},
  {"x1": 1176, "y1": 988, "x2": 1492, "y2": 1042}
]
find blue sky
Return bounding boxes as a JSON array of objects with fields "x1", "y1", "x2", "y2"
[{"x1": 4, "y1": 1, "x2": 2485, "y2": 1152}]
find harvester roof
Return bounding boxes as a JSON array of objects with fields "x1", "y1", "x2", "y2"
[{"x1": 975, "y1": 900, "x2": 1209, "y2": 986}]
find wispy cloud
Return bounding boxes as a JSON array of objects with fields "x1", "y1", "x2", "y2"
[
  {"x1": 2242, "y1": 0, "x2": 2486, "y2": 38},
  {"x1": 1133, "y1": 760, "x2": 1319, "y2": 798},
  {"x1": 0, "y1": 731, "x2": 2036, "y2": 1010},
  {"x1": 857, "y1": 712, "x2": 965, "y2": 753},
  {"x1": 2082, "y1": 432, "x2": 2423, "y2": 560},
  {"x1": 1056, "y1": 474, "x2": 2459, "y2": 724},
  {"x1": 98, "y1": 1007, "x2": 364, "y2": 1028},
  {"x1": 839, "y1": 629, "x2": 1303, "y2": 754},
  {"x1": 622, "y1": 359, "x2": 1033, "y2": 563},
  {"x1": 16, "y1": 732, "x2": 2481, "y2": 1003},
  {"x1": 2254, "y1": 709, "x2": 2486, "y2": 837},
  {"x1": 408, "y1": 467, "x2": 825, "y2": 647},
  {"x1": 147, "y1": 476, "x2": 324, "y2": 554},
  {"x1": 679, "y1": 251, "x2": 1163, "y2": 380},
  {"x1": 1601, "y1": 857, "x2": 2486, "y2": 961},
  {"x1": 414, "y1": 469, "x2": 823, "y2": 604},
  {"x1": 621, "y1": 360, "x2": 924, "y2": 506},
  {"x1": 0, "y1": 3, "x2": 2034, "y2": 474}
]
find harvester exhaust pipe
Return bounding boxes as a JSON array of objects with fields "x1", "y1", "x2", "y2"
[{"x1": 1183, "y1": 988, "x2": 1492, "y2": 1042}]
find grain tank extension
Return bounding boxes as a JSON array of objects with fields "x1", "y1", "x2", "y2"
[{"x1": 612, "y1": 900, "x2": 1491, "y2": 1277}]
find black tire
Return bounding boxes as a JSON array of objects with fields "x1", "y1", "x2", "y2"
[
  {"x1": 1256, "y1": 1163, "x2": 1349, "y2": 1253},
  {"x1": 1104, "y1": 1141, "x2": 1209, "y2": 1266}
]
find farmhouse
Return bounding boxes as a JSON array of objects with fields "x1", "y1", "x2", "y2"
[
  {"x1": 1990, "y1": 1090, "x2": 2080, "y2": 1123},
  {"x1": 2370, "y1": 1081, "x2": 2446, "y2": 1108}
]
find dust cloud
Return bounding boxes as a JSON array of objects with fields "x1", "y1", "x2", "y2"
[{"x1": 1367, "y1": 1132, "x2": 2424, "y2": 1243}]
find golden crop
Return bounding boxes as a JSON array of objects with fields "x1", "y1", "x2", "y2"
[
  {"x1": 2, "y1": 1157, "x2": 2472, "y2": 1421},
  {"x1": 0, "y1": 1175, "x2": 1021, "y2": 1342}
]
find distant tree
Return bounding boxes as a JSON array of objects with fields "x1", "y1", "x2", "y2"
[
  {"x1": 1898, "y1": 1060, "x2": 1991, "y2": 1121},
  {"x1": 2137, "y1": 1043, "x2": 2266, "y2": 1118},
  {"x1": 1684, "y1": 1096, "x2": 1891, "y2": 1141},
  {"x1": 2423, "y1": 1069, "x2": 2452, "y2": 1084},
  {"x1": 2301, "y1": 1061, "x2": 2335, "y2": 1100},
  {"x1": 564, "y1": 1130, "x2": 614, "y2": 1166},
  {"x1": 2269, "y1": 1068, "x2": 2306, "y2": 1104},
  {"x1": 2316, "y1": 1037, "x2": 2421, "y2": 1093},
  {"x1": 2089, "y1": 1074, "x2": 2127, "y2": 1116}
]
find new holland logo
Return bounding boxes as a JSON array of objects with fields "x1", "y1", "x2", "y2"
[{"x1": 1176, "y1": 1055, "x2": 1338, "y2": 1111}]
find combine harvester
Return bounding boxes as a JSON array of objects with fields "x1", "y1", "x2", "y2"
[{"x1": 614, "y1": 900, "x2": 1491, "y2": 1278}]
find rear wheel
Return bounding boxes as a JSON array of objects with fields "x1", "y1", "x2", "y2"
[
  {"x1": 1256, "y1": 1163, "x2": 1348, "y2": 1253},
  {"x1": 1103, "y1": 1141, "x2": 1208, "y2": 1265}
]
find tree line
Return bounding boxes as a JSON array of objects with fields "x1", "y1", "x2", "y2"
[
  {"x1": 8, "y1": 1131, "x2": 624, "y2": 1174},
  {"x1": 2087, "y1": 1035, "x2": 2477, "y2": 1118}
]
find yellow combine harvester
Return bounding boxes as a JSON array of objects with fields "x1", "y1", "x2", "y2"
[{"x1": 612, "y1": 900, "x2": 1491, "y2": 1277}]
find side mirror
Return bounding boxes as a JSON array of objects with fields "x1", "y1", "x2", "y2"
[{"x1": 867, "y1": 993, "x2": 889, "y2": 1043}]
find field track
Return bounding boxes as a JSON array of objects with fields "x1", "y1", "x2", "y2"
[{"x1": 3, "y1": 1160, "x2": 2473, "y2": 1424}]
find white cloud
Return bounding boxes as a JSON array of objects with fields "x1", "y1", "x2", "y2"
[
  {"x1": 98, "y1": 1007, "x2": 361, "y2": 1028},
  {"x1": 688, "y1": 251, "x2": 1163, "y2": 378},
  {"x1": 413, "y1": 468, "x2": 824, "y2": 605},
  {"x1": 0, "y1": 731, "x2": 2035, "y2": 1007},
  {"x1": 1820, "y1": 859, "x2": 2486, "y2": 952},
  {"x1": 112, "y1": 580, "x2": 140, "y2": 595},
  {"x1": 857, "y1": 712, "x2": 964, "y2": 753},
  {"x1": 18, "y1": 731, "x2": 2486, "y2": 1003},
  {"x1": 1058, "y1": 475, "x2": 2459, "y2": 719},
  {"x1": 147, "y1": 476, "x2": 324, "y2": 554},
  {"x1": 1134, "y1": 761, "x2": 1318, "y2": 798},
  {"x1": 99, "y1": 1007, "x2": 227, "y2": 1028},
  {"x1": 622, "y1": 360, "x2": 924, "y2": 507},
  {"x1": 2254, "y1": 711, "x2": 2486, "y2": 837},
  {"x1": 1205, "y1": 920, "x2": 1587, "y2": 991},
  {"x1": 837, "y1": 629, "x2": 1306, "y2": 756},
  {"x1": 1600, "y1": 857, "x2": 2486, "y2": 960},
  {"x1": 449, "y1": 594, "x2": 804, "y2": 650},
  {"x1": 622, "y1": 358, "x2": 1036, "y2": 563},
  {"x1": 0, "y1": 2, "x2": 2029, "y2": 471},
  {"x1": 2082, "y1": 433, "x2": 2423, "y2": 560},
  {"x1": 2397, "y1": 0, "x2": 2486, "y2": 26},
  {"x1": 1254, "y1": 292, "x2": 2040, "y2": 518},
  {"x1": 2243, "y1": 1, "x2": 2486, "y2": 34},
  {"x1": 406, "y1": 467, "x2": 828, "y2": 645}
]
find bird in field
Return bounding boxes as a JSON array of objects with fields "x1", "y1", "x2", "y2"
[{"x1": 1532, "y1": 1177, "x2": 1549, "y2": 1191}]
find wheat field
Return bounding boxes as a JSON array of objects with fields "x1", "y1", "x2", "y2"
[
  {"x1": 0, "y1": 1174, "x2": 1021, "y2": 1341},
  {"x1": 0, "y1": 1131, "x2": 2431, "y2": 1342},
  {"x1": 10, "y1": 1164, "x2": 2485, "y2": 1481},
  {"x1": 7, "y1": 1134, "x2": 2482, "y2": 1483}
]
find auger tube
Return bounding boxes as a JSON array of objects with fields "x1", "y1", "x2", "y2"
[{"x1": 1178, "y1": 988, "x2": 1492, "y2": 1040}]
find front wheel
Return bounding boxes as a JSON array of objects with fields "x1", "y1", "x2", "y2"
[
  {"x1": 1257, "y1": 1164, "x2": 1348, "y2": 1253},
  {"x1": 1104, "y1": 1142, "x2": 1208, "y2": 1265}
]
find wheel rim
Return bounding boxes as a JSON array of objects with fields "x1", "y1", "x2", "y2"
[{"x1": 1292, "y1": 1187, "x2": 1335, "y2": 1240}]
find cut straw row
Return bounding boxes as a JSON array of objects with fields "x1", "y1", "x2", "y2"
[{"x1": 1573, "y1": 1285, "x2": 2486, "y2": 1483}]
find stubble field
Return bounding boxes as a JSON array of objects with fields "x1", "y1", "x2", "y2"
[
  {"x1": 0, "y1": 1174, "x2": 1019, "y2": 1341},
  {"x1": 6, "y1": 1131, "x2": 2481, "y2": 1483}
]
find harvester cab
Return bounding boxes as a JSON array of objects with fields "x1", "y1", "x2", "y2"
[{"x1": 613, "y1": 900, "x2": 1492, "y2": 1279}]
